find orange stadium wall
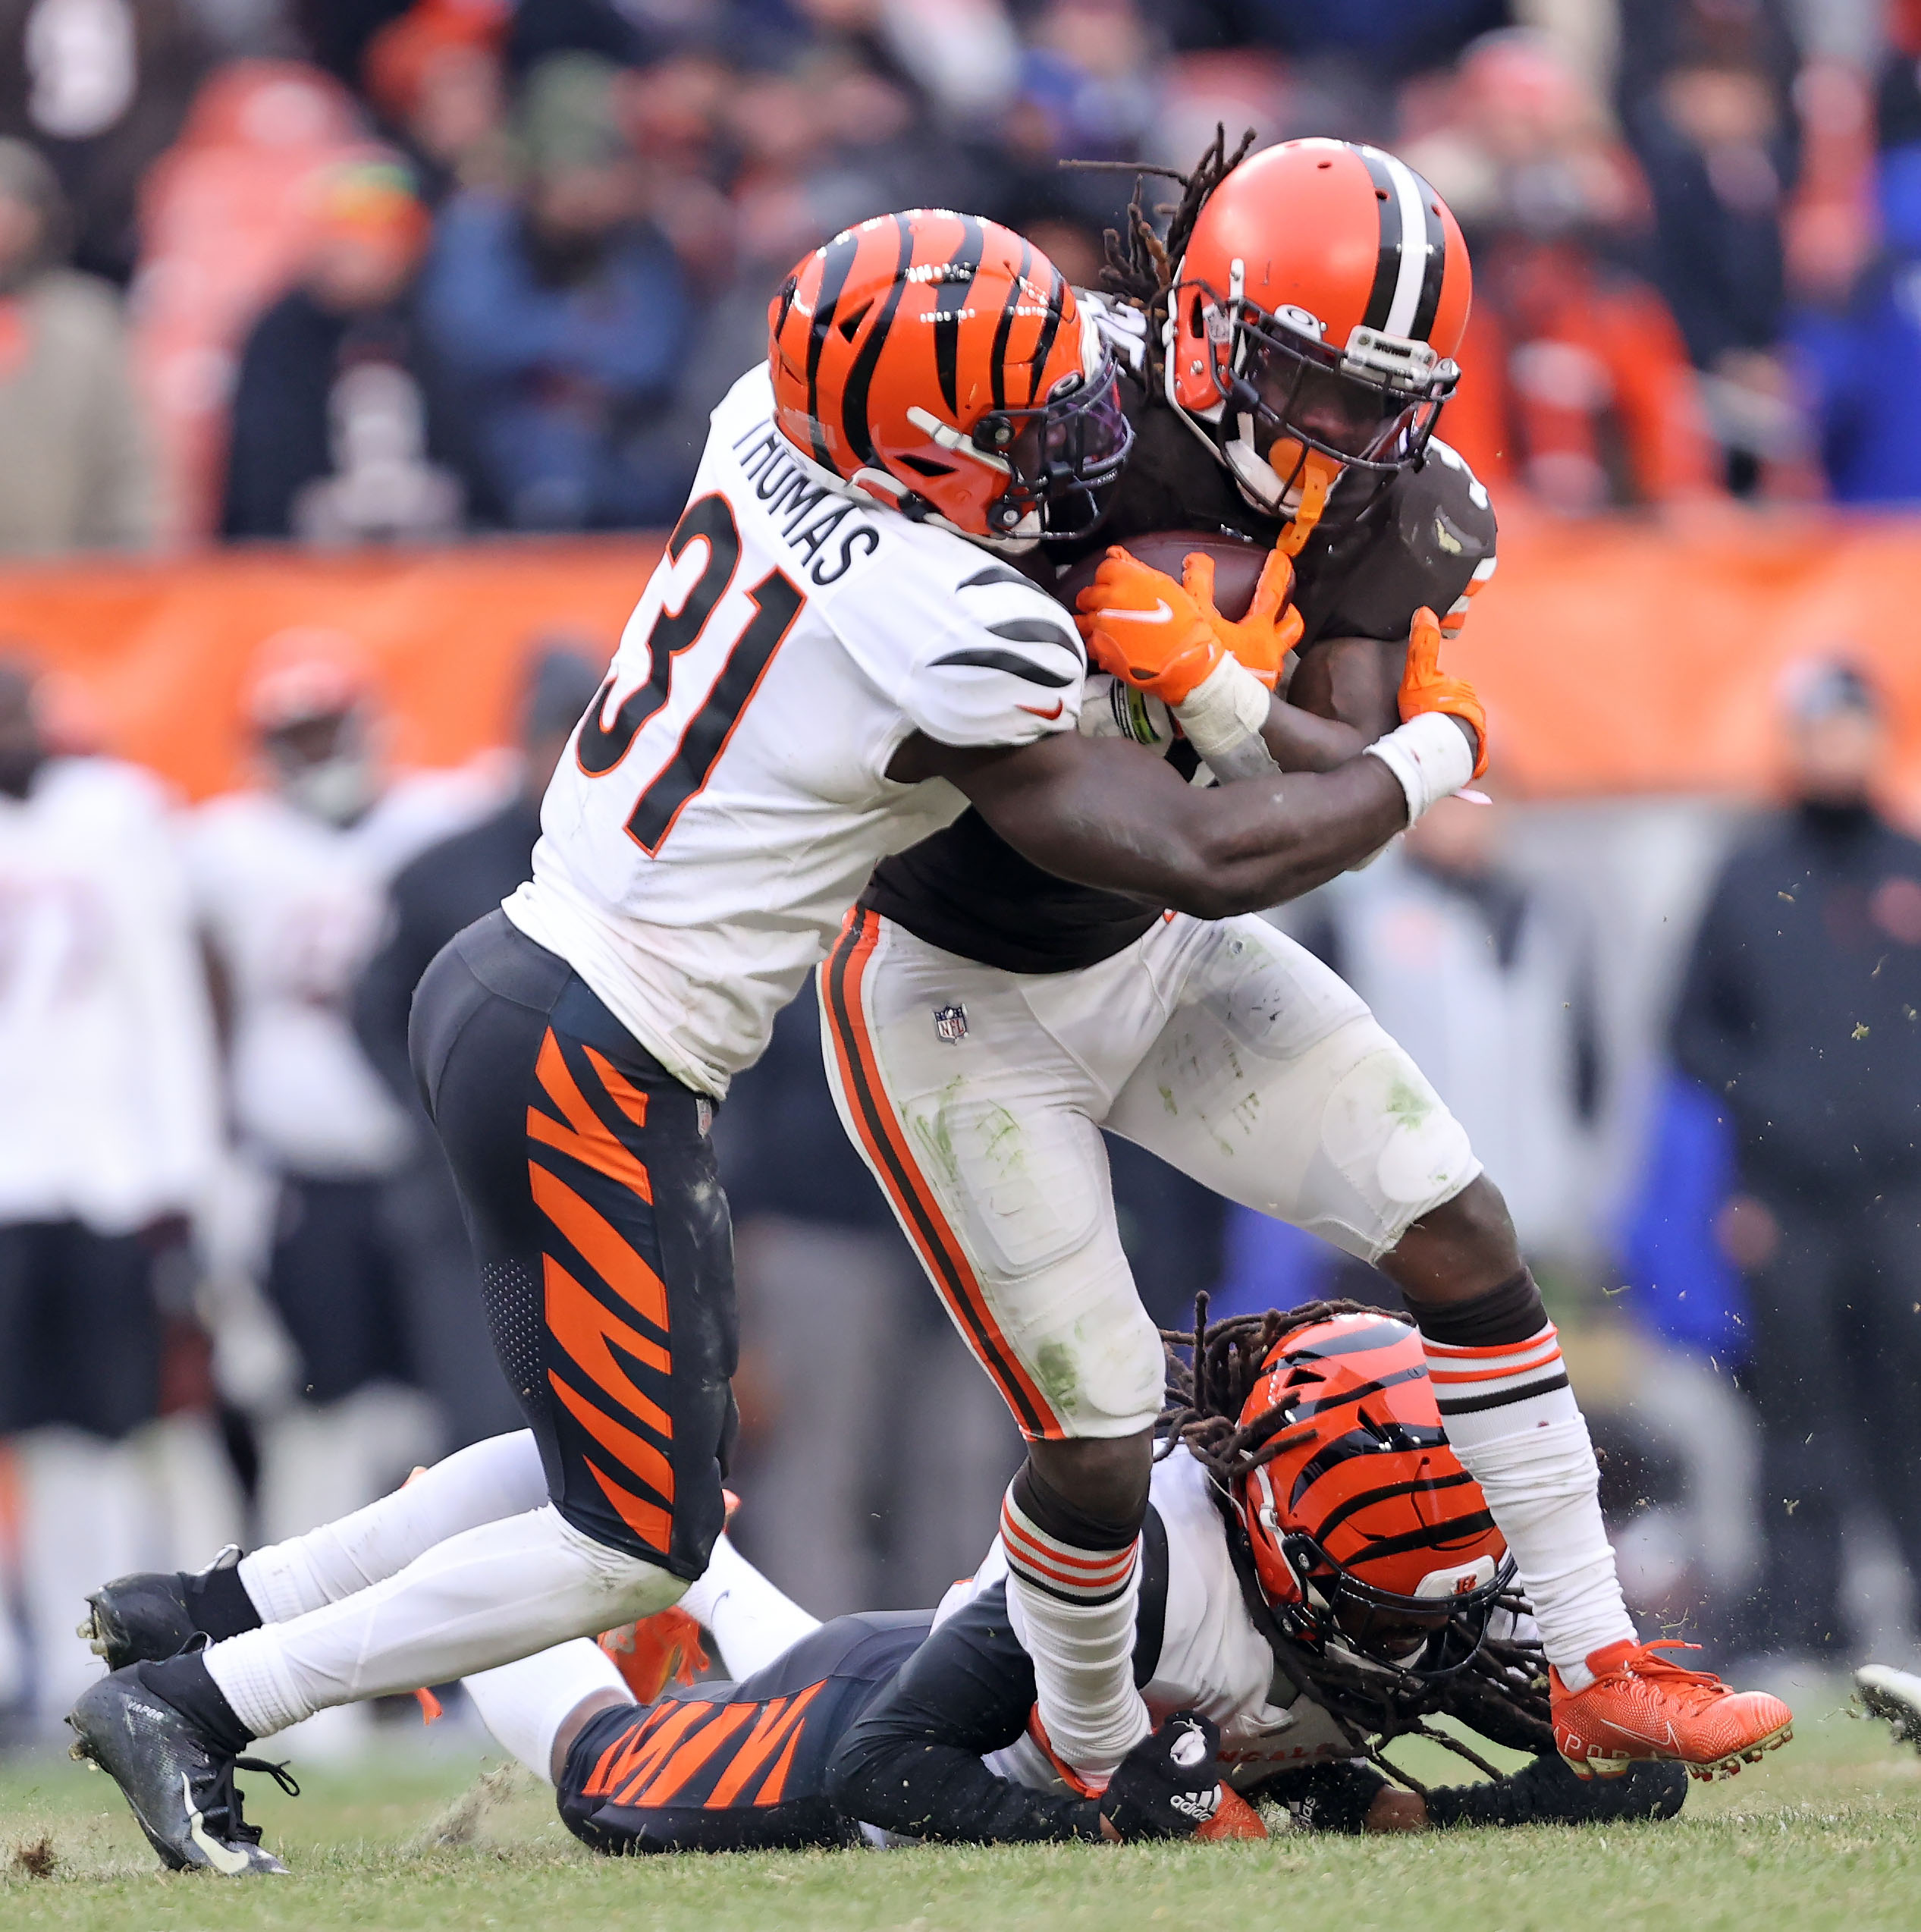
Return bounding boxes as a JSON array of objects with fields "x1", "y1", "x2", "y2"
[{"x1": 2, "y1": 514, "x2": 1921, "y2": 809}]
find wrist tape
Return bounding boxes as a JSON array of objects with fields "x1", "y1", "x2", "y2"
[
  {"x1": 1172, "y1": 655, "x2": 1278, "y2": 784},
  {"x1": 1363, "y1": 711, "x2": 1474, "y2": 824}
]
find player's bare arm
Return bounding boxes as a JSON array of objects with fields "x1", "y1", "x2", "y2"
[
  {"x1": 1285, "y1": 632, "x2": 1404, "y2": 744},
  {"x1": 888, "y1": 725, "x2": 1408, "y2": 919}
]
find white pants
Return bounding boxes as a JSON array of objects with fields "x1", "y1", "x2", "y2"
[{"x1": 819, "y1": 907, "x2": 1479, "y2": 1440}]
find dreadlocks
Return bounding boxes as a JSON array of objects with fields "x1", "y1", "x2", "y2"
[
  {"x1": 1157, "y1": 1293, "x2": 1554, "y2": 1795},
  {"x1": 1058, "y1": 124, "x2": 1257, "y2": 389}
]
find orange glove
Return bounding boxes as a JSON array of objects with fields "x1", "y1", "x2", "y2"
[
  {"x1": 1183, "y1": 545, "x2": 1303, "y2": 689},
  {"x1": 1398, "y1": 605, "x2": 1488, "y2": 779},
  {"x1": 1075, "y1": 545, "x2": 1303, "y2": 704},
  {"x1": 1075, "y1": 546, "x2": 1222, "y2": 705}
]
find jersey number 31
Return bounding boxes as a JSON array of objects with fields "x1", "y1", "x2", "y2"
[{"x1": 578, "y1": 492, "x2": 805, "y2": 853}]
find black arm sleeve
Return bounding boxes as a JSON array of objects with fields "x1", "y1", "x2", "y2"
[
  {"x1": 1427, "y1": 1752, "x2": 1687, "y2": 1829},
  {"x1": 825, "y1": 1584, "x2": 1106, "y2": 1844}
]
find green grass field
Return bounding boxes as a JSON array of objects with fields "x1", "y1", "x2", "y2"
[{"x1": 4, "y1": 1678, "x2": 1919, "y2": 1932}]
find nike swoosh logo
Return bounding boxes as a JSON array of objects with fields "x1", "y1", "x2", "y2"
[
  {"x1": 1605, "y1": 1719, "x2": 1679, "y2": 1750},
  {"x1": 1018, "y1": 699, "x2": 1066, "y2": 720},
  {"x1": 184, "y1": 1773, "x2": 252, "y2": 1874},
  {"x1": 1095, "y1": 599, "x2": 1174, "y2": 625}
]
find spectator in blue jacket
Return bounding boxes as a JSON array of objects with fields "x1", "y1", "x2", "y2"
[
  {"x1": 1794, "y1": 145, "x2": 1921, "y2": 503},
  {"x1": 421, "y1": 52, "x2": 695, "y2": 529}
]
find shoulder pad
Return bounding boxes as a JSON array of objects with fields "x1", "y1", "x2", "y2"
[
  {"x1": 1299, "y1": 442, "x2": 1497, "y2": 646},
  {"x1": 871, "y1": 557, "x2": 1085, "y2": 748},
  {"x1": 1419, "y1": 438, "x2": 1498, "y2": 548},
  {"x1": 1075, "y1": 288, "x2": 1151, "y2": 380}
]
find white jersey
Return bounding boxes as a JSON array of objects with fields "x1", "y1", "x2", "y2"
[
  {"x1": 940, "y1": 1447, "x2": 1383, "y2": 1793},
  {"x1": 0, "y1": 758, "x2": 221, "y2": 1233},
  {"x1": 505, "y1": 365, "x2": 1084, "y2": 1099},
  {"x1": 190, "y1": 766, "x2": 498, "y2": 1176}
]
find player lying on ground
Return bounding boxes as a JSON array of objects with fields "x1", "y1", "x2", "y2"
[
  {"x1": 86, "y1": 1306, "x2": 1692, "y2": 1856},
  {"x1": 65, "y1": 208, "x2": 1492, "y2": 1875},
  {"x1": 821, "y1": 130, "x2": 1793, "y2": 1793}
]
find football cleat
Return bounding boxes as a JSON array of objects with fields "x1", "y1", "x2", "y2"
[
  {"x1": 598, "y1": 1605, "x2": 711, "y2": 1704},
  {"x1": 80, "y1": 1545, "x2": 243, "y2": 1671},
  {"x1": 1552, "y1": 1640, "x2": 1793, "y2": 1782},
  {"x1": 1854, "y1": 1664, "x2": 1921, "y2": 1751},
  {"x1": 67, "y1": 1668, "x2": 295, "y2": 1875}
]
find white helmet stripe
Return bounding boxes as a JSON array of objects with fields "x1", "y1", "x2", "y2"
[{"x1": 1371, "y1": 146, "x2": 1433, "y2": 338}]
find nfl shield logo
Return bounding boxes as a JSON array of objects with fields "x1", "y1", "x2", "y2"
[{"x1": 933, "y1": 1003, "x2": 969, "y2": 1045}]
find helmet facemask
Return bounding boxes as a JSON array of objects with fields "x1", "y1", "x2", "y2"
[
  {"x1": 899, "y1": 331, "x2": 1133, "y2": 551},
  {"x1": 1273, "y1": 1520, "x2": 1518, "y2": 1683},
  {"x1": 1171, "y1": 277, "x2": 1458, "y2": 536}
]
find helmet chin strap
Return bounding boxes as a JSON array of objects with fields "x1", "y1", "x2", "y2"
[{"x1": 849, "y1": 460, "x2": 1041, "y2": 553}]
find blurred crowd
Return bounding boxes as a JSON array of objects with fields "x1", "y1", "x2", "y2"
[
  {"x1": 3, "y1": 0, "x2": 1921, "y2": 557},
  {"x1": 6, "y1": 0, "x2": 1921, "y2": 1751}
]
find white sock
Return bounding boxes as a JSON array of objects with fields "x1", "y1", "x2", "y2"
[
  {"x1": 1424, "y1": 1322, "x2": 1635, "y2": 1689},
  {"x1": 680, "y1": 1533, "x2": 819, "y2": 1680},
  {"x1": 205, "y1": 1504, "x2": 684, "y2": 1737},
  {"x1": 999, "y1": 1485, "x2": 1149, "y2": 1783},
  {"x1": 238, "y1": 1431, "x2": 548, "y2": 1623},
  {"x1": 464, "y1": 1638, "x2": 630, "y2": 1786}
]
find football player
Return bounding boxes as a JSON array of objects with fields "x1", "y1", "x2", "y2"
[
  {"x1": 67, "y1": 210, "x2": 1485, "y2": 1873},
  {"x1": 189, "y1": 630, "x2": 498, "y2": 1594},
  {"x1": 829, "y1": 136, "x2": 1793, "y2": 1792},
  {"x1": 86, "y1": 1306, "x2": 1693, "y2": 1853}
]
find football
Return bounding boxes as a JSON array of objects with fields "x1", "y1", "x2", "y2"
[{"x1": 1044, "y1": 529, "x2": 1270, "y2": 624}]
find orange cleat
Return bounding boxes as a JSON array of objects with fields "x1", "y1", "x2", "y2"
[
  {"x1": 598, "y1": 1606, "x2": 711, "y2": 1703},
  {"x1": 1552, "y1": 1640, "x2": 1793, "y2": 1783}
]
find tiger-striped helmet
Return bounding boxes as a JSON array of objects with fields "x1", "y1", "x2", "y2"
[
  {"x1": 768, "y1": 209, "x2": 1132, "y2": 551},
  {"x1": 1233, "y1": 1310, "x2": 1512, "y2": 1670},
  {"x1": 1166, "y1": 139, "x2": 1471, "y2": 539}
]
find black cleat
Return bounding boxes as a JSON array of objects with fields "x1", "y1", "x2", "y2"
[
  {"x1": 67, "y1": 1667, "x2": 295, "y2": 1875},
  {"x1": 80, "y1": 1546, "x2": 243, "y2": 1671},
  {"x1": 1856, "y1": 1664, "x2": 1921, "y2": 1751}
]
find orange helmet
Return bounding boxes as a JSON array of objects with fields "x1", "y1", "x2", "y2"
[
  {"x1": 1231, "y1": 1311, "x2": 1511, "y2": 1670},
  {"x1": 1166, "y1": 140, "x2": 1471, "y2": 539},
  {"x1": 769, "y1": 209, "x2": 1132, "y2": 550},
  {"x1": 243, "y1": 627, "x2": 377, "y2": 734}
]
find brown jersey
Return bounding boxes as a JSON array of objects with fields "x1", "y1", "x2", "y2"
[{"x1": 860, "y1": 379, "x2": 1497, "y2": 974}]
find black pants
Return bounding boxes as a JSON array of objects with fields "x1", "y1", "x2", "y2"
[
  {"x1": 265, "y1": 1176, "x2": 411, "y2": 1405},
  {"x1": 558, "y1": 1612, "x2": 932, "y2": 1854},
  {"x1": 0, "y1": 1219, "x2": 159, "y2": 1438},
  {"x1": 1736, "y1": 1182, "x2": 1921, "y2": 1653},
  {"x1": 410, "y1": 910, "x2": 737, "y2": 1578}
]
